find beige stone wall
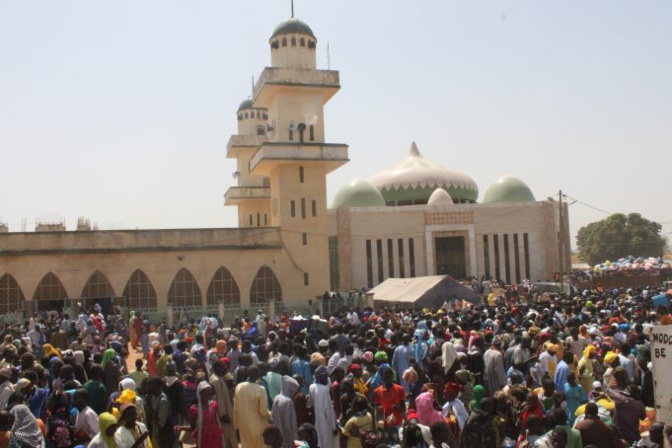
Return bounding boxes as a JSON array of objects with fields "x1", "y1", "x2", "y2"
[
  {"x1": 331, "y1": 201, "x2": 570, "y2": 290},
  {"x1": 0, "y1": 227, "x2": 325, "y2": 310}
]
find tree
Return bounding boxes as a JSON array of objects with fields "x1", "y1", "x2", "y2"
[{"x1": 576, "y1": 213, "x2": 666, "y2": 265}]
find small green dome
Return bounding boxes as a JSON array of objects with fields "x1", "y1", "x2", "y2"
[
  {"x1": 333, "y1": 179, "x2": 386, "y2": 209},
  {"x1": 271, "y1": 18, "x2": 315, "y2": 39},
  {"x1": 237, "y1": 99, "x2": 253, "y2": 112},
  {"x1": 482, "y1": 175, "x2": 535, "y2": 203}
]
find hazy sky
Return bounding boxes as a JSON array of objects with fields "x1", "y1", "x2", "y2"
[{"x1": 1, "y1": 1, "x2": 671, "y2": 247}]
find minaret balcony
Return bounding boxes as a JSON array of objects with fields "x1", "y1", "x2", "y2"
[
  {"x1": 253, "y1": 67, "x2": 340, "y2": 107},
  {"x1": 224, "y1": 186, "x2": 271, "y2": 205},
  {"x1": 249, "y1": 142, "x2": 348, "y2": 176},
  {"x1": 226, "y1": 134, "x2": 267, "y2": 158}
]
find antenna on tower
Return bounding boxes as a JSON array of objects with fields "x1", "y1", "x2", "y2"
[
  {"x1": 291, "y1": 0, "x2": 295, "y2": 18},
  {"x1": 327, "y1": 42, "x2": 331, "y2": 70}
]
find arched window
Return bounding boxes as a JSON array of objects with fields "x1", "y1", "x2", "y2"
[
  {"x1": 122, "y1": 269, "x2": 158, "y2": 310},
  {"x1": 81, "y1": 271, "x2": 115, "y2": 298},
  {"x1": 291, "y1": 37, "x2": 296, "y2": 46},
  {"x1": 249, "y1": 266, "x2": 282, "y2": 306},
  {"x1": 300, "y1": 38, "x2": 305, "y2": 47},
  {"x1": 33, "y1": 272, "x2": 68, "y2": 301},
  {"x1": 0, "y1": 274, "x2": 24, "y2": 314},
  {"x1": 167, "y1": 268, "x2": 202, "y2": 308},
  {"x1": 282, "y1": 38, "x2": 287, "y2": 47},
  {"x1": 308, "y1": 40, "x2": 316, "y2": 49},
  {"x1": 206, "y1": 267, "x2": 241, "y2": 305}
]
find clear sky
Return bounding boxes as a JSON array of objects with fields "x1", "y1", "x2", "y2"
[{"x1": 1, "y1": 1, "x2": 671, "y2": 249}]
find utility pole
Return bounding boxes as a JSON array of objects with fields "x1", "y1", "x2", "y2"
[{"x1": 558, "y1": 190, "x2": 564, "y2": 292}]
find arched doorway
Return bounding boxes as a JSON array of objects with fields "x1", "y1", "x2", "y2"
[
  {"x1": 0, "y1": 274, "x2": 25, "y2": 315},
  {"x1": 80, "y1": 270, "x2": 116, "y2": 314},
  {"x1": 206, "y1": 267, "x2": 241, "y2": 305},
  {"x1": 122, "y1": 269, "x2": 158, "y2": 311},
  {"x1": 167, "y1": 268, "x2": 202, "y2": 308},
  {"x1": 249, "y1": 266, "x2": 282, "y2": 307},
  {"x1": 32, "y1": 272, "x2": 69, "y2": 311}
]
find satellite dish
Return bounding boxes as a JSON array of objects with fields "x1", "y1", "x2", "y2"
[{"x1": 288, "y1": 120, "x2": 298, "y2": 131}]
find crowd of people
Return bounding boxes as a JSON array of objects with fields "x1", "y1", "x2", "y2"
[{"x1": 1, "y1": 282, "x2": 672, "y2": 448}]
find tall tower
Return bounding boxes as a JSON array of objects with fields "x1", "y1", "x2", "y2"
[
  {"x1": 229, "y1": 16, "x2": 348, "y2": 298},
  {"x1": 224, "y1": 100, "x2": 272, "y2": 228}
]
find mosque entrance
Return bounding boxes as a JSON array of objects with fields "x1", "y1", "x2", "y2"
[{"x1": 435, "y1": 236, "x2": 467, "y2": 279}]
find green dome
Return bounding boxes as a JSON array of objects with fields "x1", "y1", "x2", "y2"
[
  {"x1": 237, "y1": 99, "x2": 253, "y2": 112},
  {"x1": 333, "y1": 179, "x2": 386, "y2": 209},
  {"x1": 482, "y1": 175, "x2": 535, "y2": 203},
  {"x1": 271, "y1": 18, "x2": 315, "y2": 39}
]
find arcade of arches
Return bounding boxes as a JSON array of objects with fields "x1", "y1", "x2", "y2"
[{"x1": 0, "y1": 266, "x2": 281, "y2": 313}]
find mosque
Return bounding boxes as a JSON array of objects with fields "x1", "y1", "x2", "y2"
[{"x1": 0, "y1": 15, "x2": 570, "y2": 318}]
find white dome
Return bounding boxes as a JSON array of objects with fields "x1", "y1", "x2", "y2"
[
  {"x1": 427, "y1": 188, "x2": 454, "y2": 205},
  {"x1": 368, "y1": 142, "x2": 478, "y2": 203}
]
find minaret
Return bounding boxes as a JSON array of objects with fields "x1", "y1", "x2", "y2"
[
  {"x1": 249, "y1": 16, "x2": 348, "y2": 297},
  {"x1": 224, "y1": 99, "x2": 272, "y2": 228}
]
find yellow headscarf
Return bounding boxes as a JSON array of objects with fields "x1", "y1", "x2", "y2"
[
  {"x1": 582, "y1": 344, "x2": 596, "y2": 360},
  {"x1": 99, "y1": 412, "x2": 118, "y2": 448},
  {"x1": 604, "y1": 351, "x2": 618, "y2": 366},
  {"x1": 42, "y1": 344, "x2": 61, "y2": 360}
]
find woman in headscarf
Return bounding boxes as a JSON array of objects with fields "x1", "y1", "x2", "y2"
[
  {"x1": 88, "y1": 412, "x2": 118, "y2": 448},
  {"x1": 309, "y1": 366, "x2": 339, "y2": 448},
  {"x1": 42, "y1": 344, "x2": 61, "y2": 361},
  {"x1": 113, "y1": 378, "x2": 146, "y2": 424},
  {"x1": 72, "y1": 350, "x2": 88, "y2": 384},
  {"x1": 341, "y1": 395, "x2": 373, "y2": 448},
  {"x1": 469, "y1": 385, "x2": 486, "y2": 411},
  {"x1": 271, "y1": 375, "x2": 299, "y2": 448},
  {"x1": 114, "y1": 403, "x2": 149, "y2": 448},
  {"x1": 102, "y1": 349, "x2": 121, "y2": 403},
  {"x1": 176, "y1": 381, "x2": 222, "y2": 448},
  {"x1": 9, "y1": 404, "x2": 44, "y2": 448},
  {"x1": 45, "y1": 392, "x2": 72, "y2": 448},
  {"x1": 454, "y1": 369, "x2": 474, "y2": 406},
  {"x1": 578, "y1": 344, "x2": 596, "y2": 393},
  {"x1": 414, "y1": 385, "x2": 443, "y2": 427}
]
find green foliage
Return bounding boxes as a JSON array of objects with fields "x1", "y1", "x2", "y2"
[{"x1": 576, "y1": 213, "x2": 666, "y2": 265}]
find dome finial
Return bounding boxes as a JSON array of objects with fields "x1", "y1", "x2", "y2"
[
  {"x1": 409, "y1": 142, "x2": 421, "y2": 157},
  {"x1": 291, "y1": 0, "x2": 294, "y2": 18}
]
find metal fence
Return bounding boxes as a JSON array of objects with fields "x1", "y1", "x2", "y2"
[{"x1": 3, "y1": 291, "x2": 370, "y2": 330}]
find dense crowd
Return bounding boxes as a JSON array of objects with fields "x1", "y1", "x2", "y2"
[{"x1": 2, "y1": 283, "x2": 672, "y2": 448}]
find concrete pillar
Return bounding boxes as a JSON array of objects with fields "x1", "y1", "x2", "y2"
[
  {"x1": 268, "y1": 300, "x2": 276, "y2": 320},
  {"x1": 166, "y1": 305, "x2": 174, "y2": 328}
]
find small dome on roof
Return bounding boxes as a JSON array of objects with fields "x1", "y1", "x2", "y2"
[
  {"x1": 427, "y1": 188, "x2": 454, "y2": 206},
  {"x1": 332, "y1": 179, "x2": 386, "y2": 209},
  {"x1": 368, "y1": 142, "x2": 478, "y2": 204},
  {"x1": 482, "y1": 175, "x2": 535, "y2": 203},
  {"x1": 237, "y1": 99, "x2": 253, "y2": 112},
  {"x1": 271, "y1": 18, "x2": 315, "y2": 39}
]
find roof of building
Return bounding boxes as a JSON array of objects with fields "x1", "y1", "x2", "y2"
[
  {"x1": 367, "y1": 142, "x2": 478, "y2": 203},
  {"x1": 332, "y1": 179, "x2": 386, "y2": 209},
  {"x1": 427, "y1": 188, "x2": 454, "y2": 206},
  {"x1": 482, "y1": 175, "x2": 535, "y2": 203},
  {"x1": 237, "y1": 99, "x2": 253, "y2": 112},
  {"x1": 271, "y1": 18, "x2": 315, "y2": 39}
]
